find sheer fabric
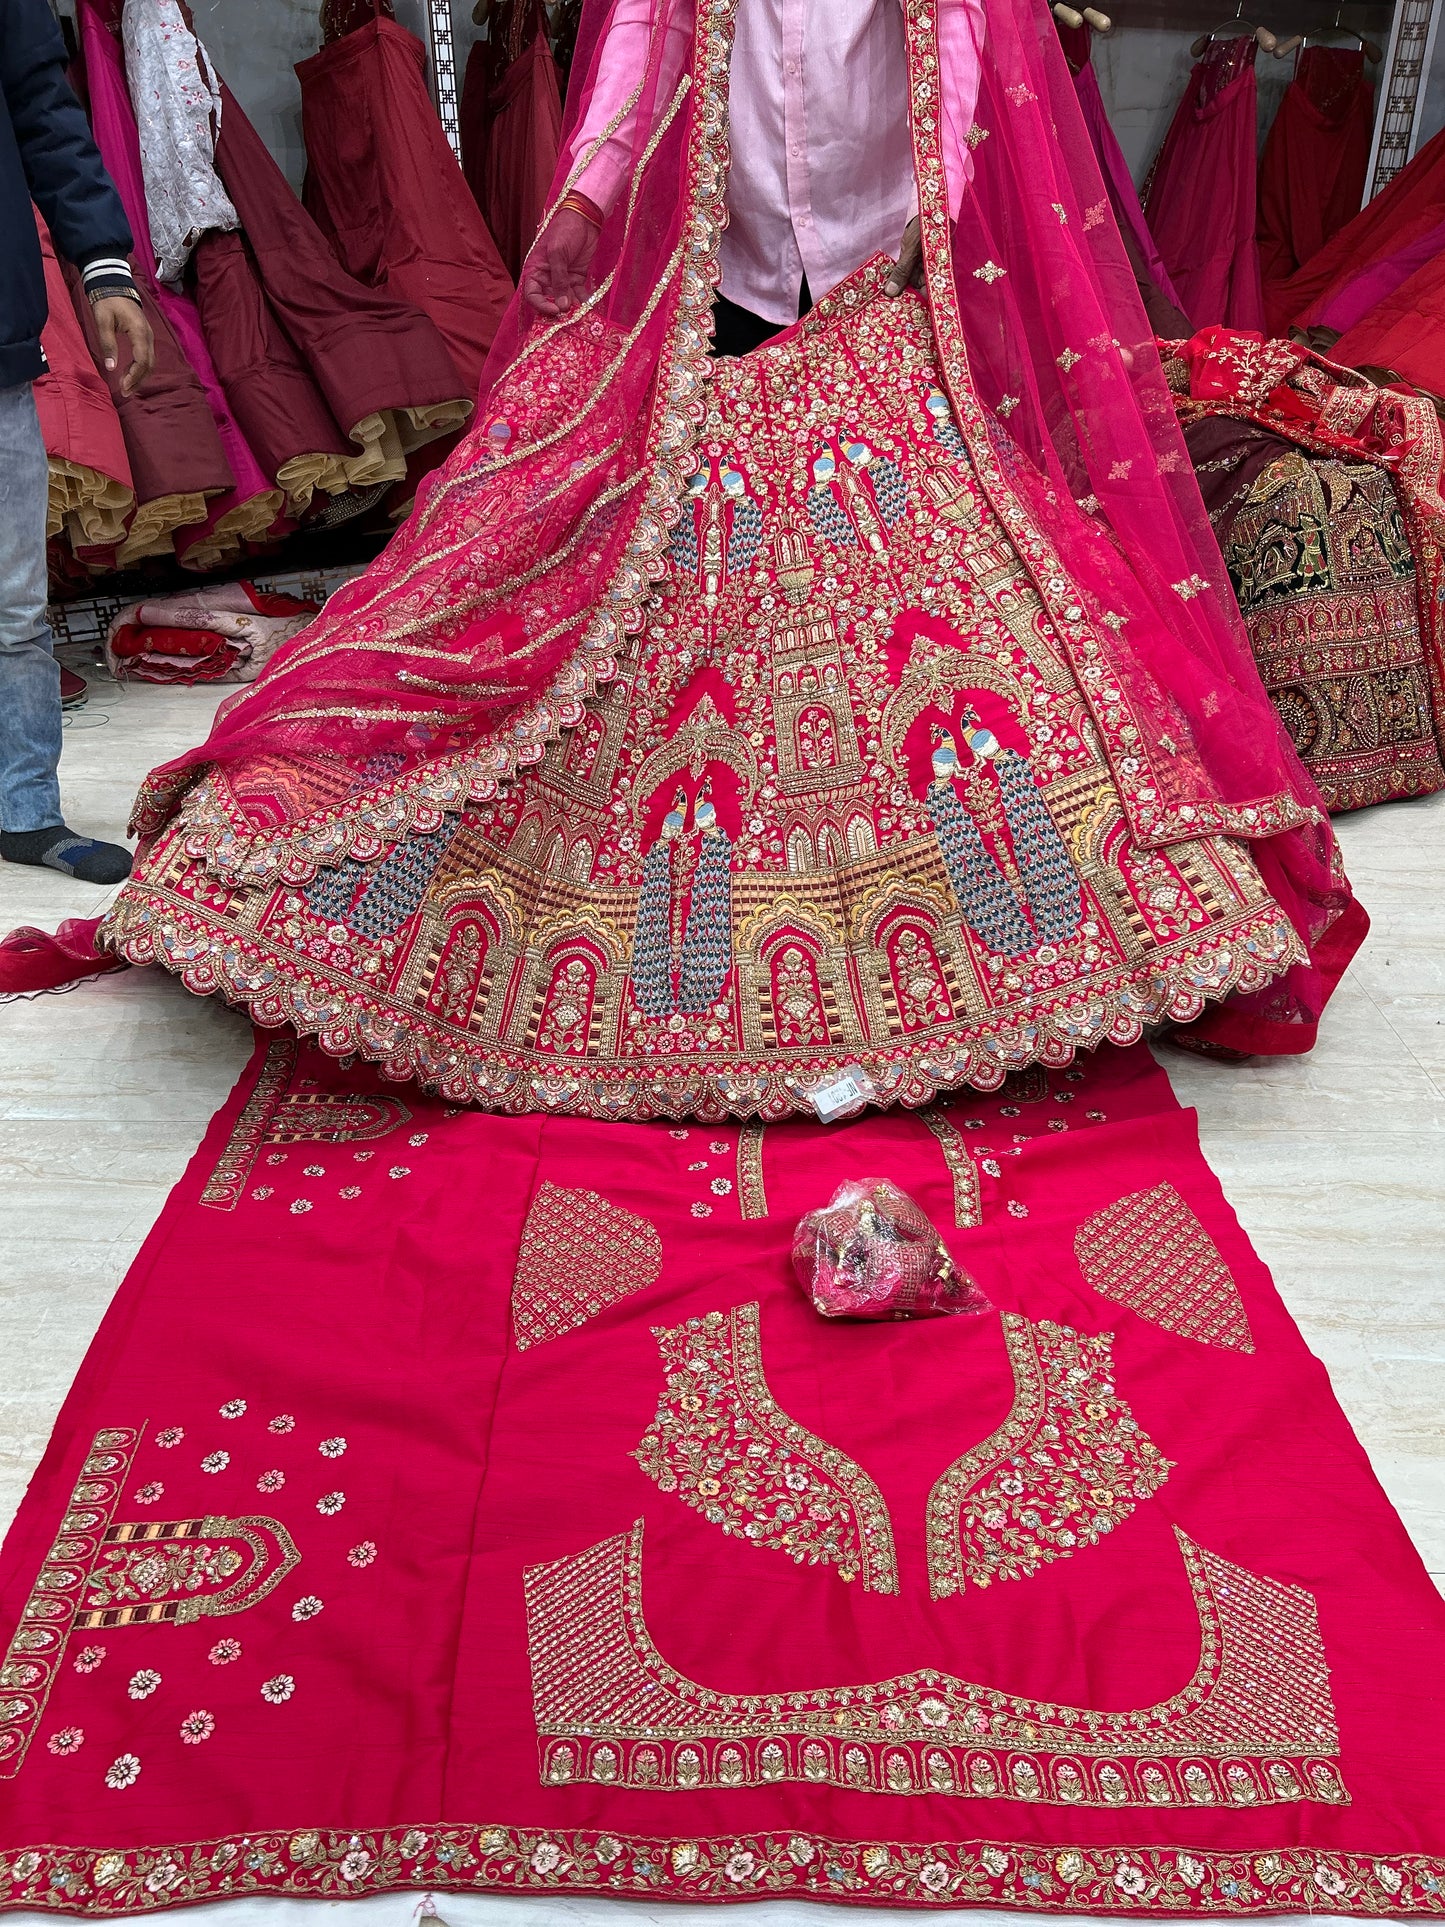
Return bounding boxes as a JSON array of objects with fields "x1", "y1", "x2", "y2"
[{"x1": 123, "y1": 0, "x2": 1353, "y2": 1055}]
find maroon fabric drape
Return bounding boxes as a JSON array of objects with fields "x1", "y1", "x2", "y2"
[
  {"x1": 460, "y1": 0, "x2": 563, "y2": 282},
  {"x1": 1145, "y1": 36, "x2": 1266, "y2": 330},
  {"x1": 1258, "y1": 46, "x2": 1374, "y2": 332},
  {"x1": 209, "y1": 79, "x2": 469, "y2": 444},
  {"x1": 63, "y1": 263, "x2": 232, "y2": 554},
  {"x1": 297, "y1": 16, "x2": 514, "y2": 398},
  {"x1": 190, "y1": 230, "x2": 352, "y2": 490}
]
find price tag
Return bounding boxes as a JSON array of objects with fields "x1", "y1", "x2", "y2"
[{"x1": 807, "y1": 1067, "x2": 877, "y2": 1122}]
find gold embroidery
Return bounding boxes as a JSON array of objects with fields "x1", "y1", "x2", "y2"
[
  {"x1": 737, "y1": 1123, "x2": 768, "y2": 1219},
  {"x1": 0, "y1": 1831, "x2": 1434, "y2": 1912},
  {"x1": 526, "y1": 1519, "x2": 1345, "y2": 1806},
  {"x1": 633, "y1": 1304, "x2": 897, "y2": 1593},
  {"x1": 0, "y1": 1429, "x2": 299, "y2": 1780},
  {"x1": 201, "y1": 1040, "x2": 412, "y2": 1211},
  {"x1": 927, "y1": 1316, "x2": 1172, "y2": 1597},
  {"x1": 1075, "y1": 1183, "x2": 1255, "y2": 1353},
  {"x1": 512, "y1": 1182, "x2": 663, "y2": 1349},
  {"x1": 918, "y1": 1110, "x2": 982, "y2": 1228}
]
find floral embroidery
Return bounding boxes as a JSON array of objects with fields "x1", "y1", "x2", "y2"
[
  {"x1": 1075, "y1": 1182, "x2": 1255, "y2": 1352},
  {"x1": 319, "y1": 1437, "x2": 347, "y2": 1458},
  {"x1": 709, "y1": 1178, "x2": 732, "y2": 1196},
  {"x1": 737, "y1": 1123, "x2": 768, "y2": 1219},
  {"x1": 73, "y1": 1647, "x2": 106, "y2": 1675},
  {"x1": 79, "y1": 1516, "x2": 300, "y2": 1622},
  {"x1": 260, "y1": 1675, "x2": 295, "y2": 1704},
  {"x1": 199, "y1": 1037, "x2": 415, "y2": 1211},
  {"x1": 348, "y1": 1542, "x2": 378, "y2": 1568},
  {"x1": 134, "y1": 1482, "x2": 163, "y2": 1506},
  {"x1": 46, "y1": 1728, "x2": 83, "y2": 1756},
  {"x1": 218, "y1": 1400, "x2": 246, "y2": 1419},
  {"x1": 200, "y1": 1452, "x2": 230, "y2": 1473},
  {"x1": 127, "y1": 1671, "x2": 161, "y2": 1701},
  {"x1": 512, "y1": 1182, "x2": 663, "y2": 1349},
  {"x1": 526, "y1": 1518, "x2": 1343, "y2": 1806},
  {"x1": 208, "y1": 1639, "x2": 241, "y2": 1665},
  {"x1": 155, "y1": 1428, "x2": 183, "y2": 1449},
  {"x1": 927, "y1": 1315, "x2": 1172, "y2": 1596},
  {"x1": 409, "y1": 1133, "x2": 429, "y2": 1146},
  {"x1": 0, "y1": 1829, "x2": 1436, "y2": 1910},
  {"x1": 257, "y1": 1470, "x2": 285, "y2": 1493},
  {"x1": 289, "y1": 1201, "x2": 313, "y2": 1216},
  {"x1": 917, "y1": 1109, "x2": 982, "y2": 1228},
  {"x1": 291, "y1": 1597, "x2": 324, "y2": 1622},
  {"x1": 633, "y1": 1304, "x2": 898, "y2": 1593},
  {"x1": 104, "y1": 1754, "x2": 140, "y2": 1790},
  {"x1": 389, "y1": 1165, "x2": 410, "y2": 1179},
  {"x1": 179, "y1": 1710, "x2": 215, "y2": 1745},
  {"x1": 709, "y1": 1141, "x2": 729, "y2": 1154},
  {"x1": 316, "y1": 1492, "x2": 345, "y2": 1516},
  {"x1": 268, "y1": 1415, "x2": 295, "y2": 1434},
  {"x1": 690, "y1": 1202, "x2": 712, "y2": 1218}
]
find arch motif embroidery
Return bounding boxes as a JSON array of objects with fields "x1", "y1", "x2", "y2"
[
  {"x1": 632, "y1": 1304, "x2": 898, "y2": 1594},
  {"x1": 512, "y1": 1183, "x2": 664, "y2": 1350},
  {"x1": 525, "y1": 1518, "x2": 1346, "y2": 1807},
  {"x1": 0, "y1": 1428, "x2": 299, "y2": 1779},
  {"x1": 1075, "y1": 1183, "x2": 1255, "y2": 1353},
  {"x1": 927, "y1": 1315, "x2": 1172, "y2": 1597},
  {"x1": 202, "y1": 1039, "x2": 412, "y2": 1210}
]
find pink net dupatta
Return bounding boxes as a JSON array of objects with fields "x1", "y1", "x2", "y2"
[
  {"x1": 127, "y1": 0, "x2": 708, "y2": 860},
  {"x1": 121, "y1": 0, "x2": 1358, "y2": 1059},
  {"x1": 908, "y1": 0, "x2": 1356, "y2": 1051}
]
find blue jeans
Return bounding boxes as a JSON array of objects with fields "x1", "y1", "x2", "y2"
[{"x1": 0, "y1": 381, "x2": 63, "y2": 832}]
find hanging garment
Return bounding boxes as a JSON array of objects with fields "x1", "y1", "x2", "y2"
[
  {"x1": 1058, "y1": 22, "x2": 1188, "y2": 331},
  {"x1": 297, "y1": 16, "x2": 514, "y2": 398},
  {"x1": 1327, "y1": 248, "x2": 1445, "y2": 397},
  {"x1": 1277, "y1": 121, "x2": 1445, "y2": 331},
  {"x1": 119, "y1": 0, "x2": 238, "y2": 285},
  {"x1": 76, "y1": 0, "x2": 279, "y2": 567},
  {"x1": 1166, "y1": 326, "x2": 1445, "y2": 813},
  {"x1": 1258, "y1": 46, "x2": 1374, "y2": 333},
  {"x1": 32, "y1": 210, "x2": 134, "y2": 555},
  {"x1": 208, "y1": 77, "x2": 472, "y2": 491},
  {"x1": 61, "y1": 257, "x2": 231, "y2": 567},
  {"x1": 105, "y1": 0, "x2": 1360, "y2": 1077},
  {"x1": 462, "y1": 0, "x2": 564, "y2": 283},
  {"x1": 1145, "y1": 36, "x2": 1266, "y2": 331}
]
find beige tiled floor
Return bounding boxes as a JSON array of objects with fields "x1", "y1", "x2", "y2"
[{"x1": 0, "y1": 673, "x2": 1441, "y2": 1927}]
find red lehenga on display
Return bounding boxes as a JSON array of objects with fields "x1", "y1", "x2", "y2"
[
  {"x1": 1144, "y1": 35, "x2": 1266, "y2": 331},
  {"x1": 100, "y1": 0, "x2": 1361, "y2": 1112},
  {"x1": 1256, "y1": 46, "x2": 1374, "y2": 333}
]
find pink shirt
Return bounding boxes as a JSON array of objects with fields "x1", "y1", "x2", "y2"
[{"x1": 568, "y1": 0, "x2": 985, "y2": 326}]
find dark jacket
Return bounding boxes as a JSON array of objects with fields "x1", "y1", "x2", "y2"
[{"x1": 1, "y1": 0, "x2": 133, "y2": 387}]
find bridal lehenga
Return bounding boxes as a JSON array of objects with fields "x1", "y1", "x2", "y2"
[{"x1": 101, "y1": 0, "x2": 1360, "y2": 1114}]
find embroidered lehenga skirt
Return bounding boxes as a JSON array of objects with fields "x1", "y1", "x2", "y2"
[{"x1": 108, "y1": 281, "x2": 1303, "y2": 1118}]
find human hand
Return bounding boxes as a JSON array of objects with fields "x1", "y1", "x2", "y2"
[
  {"x1": 885, "y1": 215, "x2": 923, "y2": 297},
  {"x1": 523, "y1": 204, "x2": 600, "y2": 316},
  {"x1": 93, "y1": 295, "x2": 155, "y2": 396}
]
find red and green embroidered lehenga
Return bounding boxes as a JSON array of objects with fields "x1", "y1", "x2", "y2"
[{"x1": 100, "y1": 0, "x2": 1363, "y2": 1118}]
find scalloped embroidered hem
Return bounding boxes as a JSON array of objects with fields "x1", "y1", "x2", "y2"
[
  {"x1": 99, "y1": 887, "x2": 1302, "y2": 1120},
  {"x1": 0, "y1": 1830, "x2": 1439, "y2": 1914}
]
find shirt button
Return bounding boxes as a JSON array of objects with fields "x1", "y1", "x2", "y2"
[{"x1": 786, "y1": 59, "x2": 799, "y2": 73}]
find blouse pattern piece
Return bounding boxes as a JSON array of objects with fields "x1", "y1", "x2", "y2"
[
  {"x1": 633, "y1": 1304, "x2": 898, "y2": 1593},
  {"x1": 121, "y1": 0, "x2": 239, "y2": 284},
  {"x1": 927, "y1": 1315, "x2": 1173, "y2": 1596},
  {"x1": 525, "y1": 1517, "x2": 1346, "y2": 1807},
  {"x1": 1075, "y1": 1181, "x2": 1255, "y2": 1352},
  {"x1": 512, "y1": 1183, "x2": 664, "y2": 1350}
]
